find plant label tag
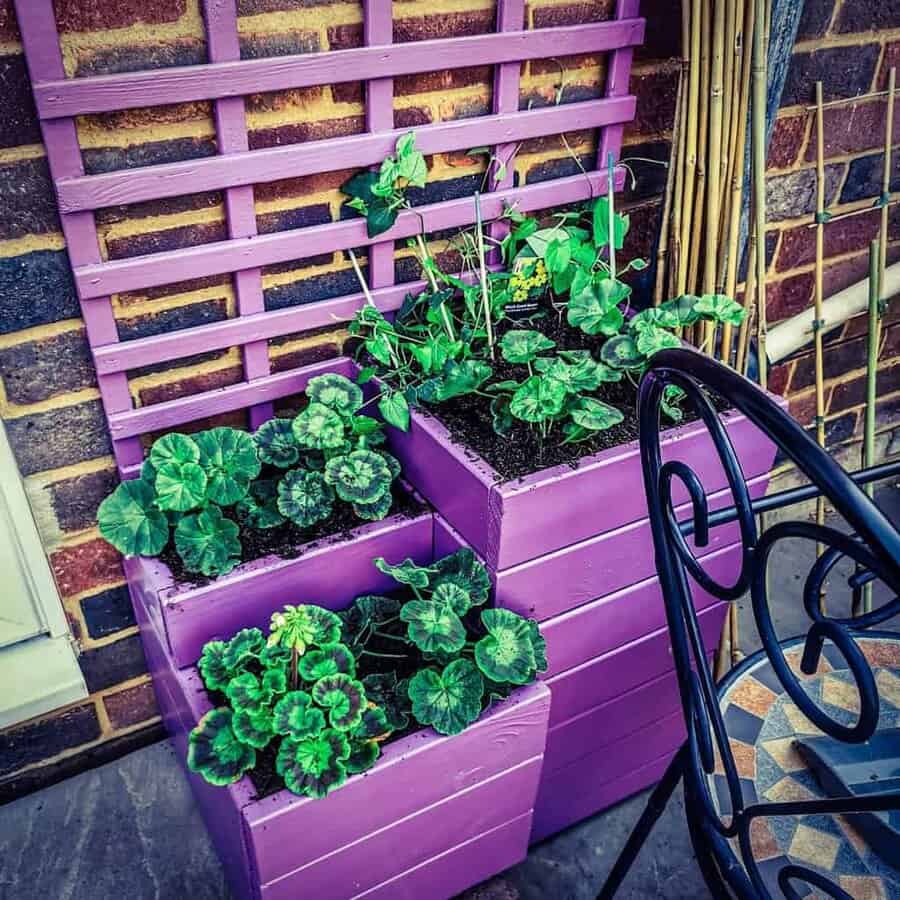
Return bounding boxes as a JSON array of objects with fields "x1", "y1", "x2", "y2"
[{"x1": 505, "y1": 301, "x2": 541, "y2": 319}]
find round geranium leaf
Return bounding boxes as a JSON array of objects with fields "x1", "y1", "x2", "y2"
[
  {"x1": 236, "y1": 479, "x2": 285, "y2": 530},
  {"x1": 400, "y1": 600, "x2": 466, "y2": 655},
  {"x1": 299, "y1": 642, "x2": 356, "y2": 681},
  {"x1": 149, "y1": 433, "x2": 200, "y2": 469},
  {"x1": 154, "y1": 460, "x2": 208, "y2": 512},
  {"x1": 340, "y1": 594, "x2": 402, "y2": 643},
  {"x1": 306, "y1": 373, "x2": 364, "y2": 417},
  {"x1": 226, "y1": 672, "x2": 274, "y2": 710},
  {"x1": 431, "y1": 548, "x2": 490, "y2": 607},
  {"x1": 273, "y1": 690, "x2": 327, "y2": 740},
  {"x1": 98, "y1": 479, "x2": 169, "y2": 558},
  {"x1": 346, "y1": 740, "x2": 380, "y2": 775},
  {"x1": 374, "y1": 557, "x2": 434, "y2": 589},
  {"x1": 276, "y1": 470, "x2": 335, "y2": 528},
  {"x1": 324, "y1": 449, "x2": 392, "y2": 504},
  {"x1": 222, "y1": 628, "x2": 265, "y2": 671},
  {"x1": 140, "y1": 459, "x2": 157, "y2": 485},
  {"x1": 311, "y1": 673, "x2": 366, "y2": 730},
  {"x1": 292, "y1": 402, "x2": 347, "y2": 451},
  {"x1": 475, "y1": 608, "x2": 538, "y2": 685},
  {"x1": 600, "y1": 334, "x2": 644, "y2": 370},
  {"x1": 187, "y1": 709, "x2": 255, "y2": 786},
  {"x1": 432, "y1": 581, "x2": 473, "y2": 616},
  {"x1": 510, "y1": 376, "x2": 567, "y2": 423},
  {"x1": 408, "y1": 659, "x2": 484, "y2": 736},
  {"x1": 276, "y1": 730, "x2": 350, "y2": 798},
  {"x1": 570, "y1": 397, "x2": 624, "y2": 432},
  {"x1": 269, "y1": 605, "x2": 343, "y2": 654},
  {"x1": 194, "y1": 427, "x2": 261, "y2": 506},
  {"x1": 198, "y1": 640, "x2": 232, "y2": 692},
  {"x1": 500, "y1": 329, "x2": 556, "y2": 365},
  {"x1": 253, "y1": 418, "x2": 299, "y2": 469},
  {"x1": 352, "y1": 491, "x2": 393, "y2": 522},
  {"x1": 174, "y1": 506, "x2": 242, "y2": 577},
  {"x1": 232, "y1": 706, "x2": 274, "y2": 749},
  {"x1": 352, "y1": 705, "x2": 391, "y2": 741},
  {"x1": 259, "y1": 642, "x2": 291, "y2": 671},
  {"x1": 361, "y1": 673, "x2": 410, "y2": 731},
  {"x1": 378, "y1": 451, "x2": 401, "y2": 481}
]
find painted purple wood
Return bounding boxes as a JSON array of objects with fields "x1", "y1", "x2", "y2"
[
  {"x1": 539, "y1": 542, "x2": 739, "y2": 679},
  {"x1": 531, "y1": 716, "x2": 683, "y2": 843},
  {"x1": 496, "y1": 478, "x2": 765, "y2": 622},
  {"x1": 74, "y1": 168, "x2": 624, "y2": 301},
  {"x1": 12, "y1": 0, "x2": 141, "y2": 471},
  {"x1": 386, "y1": 380, "x2": 784, "y2": 572},
  {"x1": 259, "y1": 759, "x2": 543, "y2": 899},
  {"x1": 202, "y1": 0, "x2": 272, "y2": 430},
  {"x1": 353, "y1": 813, "x2": 533, "y2": 900},
  {"x1": 546, "y1": 600, "x2": 725, "y2": 728},
  {"x1": 34, "y1": 20, "x2": 645, "y2": 119},
  {"x1": 56, "y1": 96, "x2": 632, "y2": 214},
  {"x1": 127, "y1": 506, "x2": 433, "y2": 668},
  {"x1": 598, "y1": 0, "x2": 641, "y2": 168}
]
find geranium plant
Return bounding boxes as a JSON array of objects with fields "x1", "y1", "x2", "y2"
[
  {"x1": 97, "y1": 373, "x2": 403, "y2": 578},
  {"x1": 187, "y1": 549, "x2": 547, "y2": 798}
]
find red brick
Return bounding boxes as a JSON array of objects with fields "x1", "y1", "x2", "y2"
[
  {"x1": 332, "y1": 81, "x2": 363, "y2": 104},
  {"x1": 777, "y1": 209, "x2": 883, "y2": 272},
  {"x1": 781, "y1": 44, "x2": 881, "y2": 107},
  {"x1": 630, "y1": 68, "x2": 679, "y2": 137},
  {"x1": 271, "y1": 341, "x2": 340, "y2": 373},
  {"x1": 0, "y1": 1, "x2": 19, "y2": 42},
  {"x1": 138, "y1": 365, "x2": 243, "y2": 407},
  {"x1": 767, "y1": 115, "x2": 807, "y2": 169},
  {"x1": 822, "y1": 243, "x2": 900, "y2": 298},
  {"x1": 788, "y1": 390, "x2": 818, "y2": 427},
  {"x1": 805, "y1": 98, "x2": 900, "y2": 163},
  {"x1": 766, "y1": 272, "x2": 815, "y2": 323},
  {"x1": 249, "y1": 115, "x2": 364, "y2": 150},
  {"x1": 767, "y1": 361, "x2": 791, "y2": 396},
  {"x1": 106, "y1": 221, "x2": 226, "y2": 261},
  {"x1": 829, "y1": 361, "x2": 900, "y2": 411},
  {"x1": 245, "y1": 86, "x2": 324, "y2": 115},
  {"x1": 395, "y1": 66, "x2": 493, "y2": 97},
  {"x1": 834, "y1": 0, "x2": 900, "y2": 34},
  {"x1": 54, "y1": 0, "x2": 186, "y2": 31},
  {"x1": 796, "y1": 0, "x2": 835, "y2": 40},
  {"x1": 103, "y1": 682, "x2": 159, "y2": 730},
  {"x1": 327, "y1": 23, "x2": 361, "y2": 51},
  {"x1": 790, "y1": 334, "x2": 871, "y2": 390},
  {"x1": 880, "y1": 42, "x2": 900, "y2": 88},
  {"x1": 50, "y1": 538, "x2": 123, "y2": 598},
  {"x1": 394, "y1": 10, "x2": 494, "y2": 43},
  {"x1": 530, "y1": 52, "x2": 605, "y2": 76},
  {"x1": 531, "y1": 1, "x2": 615, "y2": 28},
  {"x1": 621, "y1": 201, "x2": 663, "y2": 263},
  {"x1": 395, "y1": 106, "x2": 433, "y2": 128}
]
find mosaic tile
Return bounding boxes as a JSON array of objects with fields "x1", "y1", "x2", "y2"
[
  {"x1": 761, "y1": 737, "x2": 807, "y2": 772},
  {"x1": 861, "y1": 642, "x2": 900, "y2": 669},
  {"x1": 783, "y1": 702, "x2": 825, "y2": 736},
  {"x1": 789, "y1": 824, "x2": 841, "y2": 870},
  {"x1": 725, "y1": 676, "x2": 780, "y2": 718},
  {"x1": 723, "y1": 704, "x2": 764, "y2": 746},
  {"x1": 785, "y1": 647, "x2": 833, "y2": 679},
  {"x1": 749, "y1": 817, "x2": 780, "y2": 861},
  {"x1": 876, "y1": 670, "x2": 900, "y2": 708},
  {"x1": 839, "y1": 875, "x2": 888, "y2": 899}
]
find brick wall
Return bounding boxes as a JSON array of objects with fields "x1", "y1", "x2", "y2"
[{"x1": 0, "y1": 0, "x2": 896, "y2": 800}]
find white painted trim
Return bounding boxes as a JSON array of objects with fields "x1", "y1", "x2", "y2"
[{"x1": 0, "y1": 421, "x2": 87, "y2": 726}]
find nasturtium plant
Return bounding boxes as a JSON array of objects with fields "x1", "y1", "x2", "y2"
[
  {"x1": 277, "y1": 469, "x2": 335, "y2": 528},
  {"x1": 253, "y1": 418, "x2": 299, "y2": 469},
  {"x1": 174, "y1": 506, "x2": 242, "y2": 577},
  {"x1": 97, "y1": 478, "x2": 169, "y2": 558},
  {"x1": 187, "y1": 709, "x2": 256, "y2": 786},
  {"x1": 408, "y1": 659, "x2": 484, "y2": 736}
]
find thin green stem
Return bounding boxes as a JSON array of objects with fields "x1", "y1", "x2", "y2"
[{"x1": 361, "y1": 649, "x2": 407, "y2": 660}]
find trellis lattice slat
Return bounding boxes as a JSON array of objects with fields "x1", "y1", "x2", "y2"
[{"x1": 16, "y1": 0, "x2": 643, "y2": 476}]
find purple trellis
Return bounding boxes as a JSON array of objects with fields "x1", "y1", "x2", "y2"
[{"x1": 15, "y1": 0, "x2": 643, "y2": 477}]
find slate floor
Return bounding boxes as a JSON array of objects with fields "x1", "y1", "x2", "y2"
[{"x1": 1, "y1": 486, "x2": 897, "y2": 900}]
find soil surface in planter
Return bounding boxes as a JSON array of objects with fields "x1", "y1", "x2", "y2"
[
  {"x1": 202, "y1": 587, "x2": 515, "y2": 800},
  {"x1": 159, "y1": 484, "x2": 422, "y2": 586},
  {"x1": 353, "y1": 313, "x2": 725, "y2": 482}
]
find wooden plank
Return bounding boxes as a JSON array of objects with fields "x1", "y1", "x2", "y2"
[
  {"x1": 58, "y1": 98, "x2": 631, "y2": 213},
  {"x1": 107, "y1": 356, "x2": 355, "y2": 439},
  {"x1": 12, "y1": 0, "x2": 142, "y2": 471},
  {"x1": 35, "y1": 20, "x2": 645, "y2": 118},
  {"x1": 202, "y1": 0, "x2": 272, "y2": 430},
  {"x1": 355, "y1": 813, "x2": 532, "y2": 900},
  {"x1": 258, "y1": 758, "x2": 543, "y2": 900},
  {"x1": 74, "y1": 158, "x2": 626, "y2": 302},
  {"x1": 546, "y1": 601, "x2": 726, "y2": 727},
  {"x1": 242, "y1": 681, "x2": 550, "y2": 884}
]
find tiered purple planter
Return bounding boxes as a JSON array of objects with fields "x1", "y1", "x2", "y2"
[
  {"x1": 130, "y1": 515, "x2": 552, "y2": 900},
  {"x1": 386, "y1": 382, "x2": 783, "y2": 840}
]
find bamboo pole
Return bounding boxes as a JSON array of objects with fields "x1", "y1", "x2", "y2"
[
  {"x1": 861, "y1": 240, "x2": 880, "y2": 615},
  {"x1": 687, "y1": 0, "x2": 711, "y2": 301},
  {"x1": 474, "y1": 192, "x2": 495, "y2": 360},
  {"x1": 877, "y1": 68, "x2": 896, "y2": 349},
  {"x1": 736, "y1": 235, "x2": 757, "y2": 376},
  {"x1": 654, "y1": 70, "x2": 684, "y2": 306},
  {"x1": 813, "y1": 81, "x2": 828, "y2": 612},
  {"x1": 751, "y1": 0, "x2": 769, "y2": 392}
]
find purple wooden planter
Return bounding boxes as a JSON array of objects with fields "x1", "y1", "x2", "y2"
[
  {"x1": 125, "y1": 505, "x2": 433, "y2": 669},
  {"x1": 133, "y1": 541, "x2": 552, "y2": 900}
]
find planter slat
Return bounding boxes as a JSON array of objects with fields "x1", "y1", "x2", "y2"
[
  {"x1": 540, "y1": 542, "x2": 739, "y2": 676},
  {"x1": 496, "y1": 481, "x2": 761, "y2": 621},
  {"x1": 242, "y1": 680, "x2": 551, "y2": 883},
  {"x1": 127, "y1": 507, "x2": 433, "y2": 669},
  {"x1": 546, "y1": 601, "x2": 726, "y2": 728},
  {"x1": 346, "y1": 812, "x2": 534, "y2": 900},
  {"x1": 532, "y1": 713, "x2": 685, "y2": 843},
  {"x1": 259, "y1": 758, "x2": 543, "y2": 900}
]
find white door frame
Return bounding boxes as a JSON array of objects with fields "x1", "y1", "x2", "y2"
[{"x1": 0, "y1": 420, "x2": 87, "y2": 728}]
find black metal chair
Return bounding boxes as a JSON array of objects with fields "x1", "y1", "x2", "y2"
[{"x1": 598, "y1": 348, "x2": 900, "y2": 900}]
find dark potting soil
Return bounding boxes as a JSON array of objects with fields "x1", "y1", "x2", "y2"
[
  {"x1": 159, "y1": 484, "x2": 423, "y2": 586},
  {"x1": 354, "y1": 311, "x2": 729, "y2": 482}
]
